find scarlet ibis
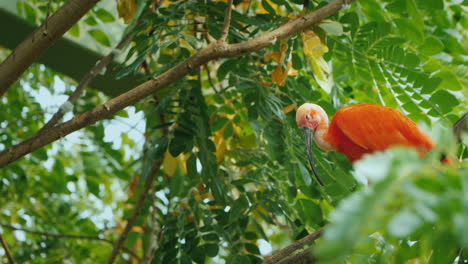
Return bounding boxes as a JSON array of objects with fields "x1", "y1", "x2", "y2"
[{"x1": 296, "y1": 103, "x2": 437, "y2": 186}]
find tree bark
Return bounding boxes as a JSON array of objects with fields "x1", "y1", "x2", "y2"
[
  {"x1": 0, "y1": 0, "x2": 355, "y2": 168},
  {"x1": 0, "y1": 0, "x2": 100, "y2": 96}
]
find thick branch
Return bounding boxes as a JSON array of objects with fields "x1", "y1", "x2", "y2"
[
  {"x1": 277, "y1": 247, "x2": 315, "y2": 264},
  {"x1": 0, "y1": 233, "x2": 15, "y2": 264},
  {"x1": 0, "y1": 0, "x2": 100, "y2": 96},
  {"x1": 38, "y1": 31, "x2": 135, "y2": 132},
  {"x1": 219, "y1": 0, "x2": 234, "y2": 41},
  {"x1": 0, "y1": 0, "x2": 354, "y2": 168},
  {"x1": 0, "y1": 223, "x2": 140, "y2": 261},
  {"x1": 107, "y1": 160, "x2": 161, "y2": 264},
  {"x1": 265, "y1": 226, "x2": 326, "y2": 264}
]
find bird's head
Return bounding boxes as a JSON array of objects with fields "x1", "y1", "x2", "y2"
[
  {"x1": 295, "y1": 103, "x2": 327, "y2": 130},
  {"x1": 295, "y1": 103, "x2": 327, "y2": 186}
]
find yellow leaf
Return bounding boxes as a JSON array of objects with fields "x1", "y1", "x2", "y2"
[
  {"x1": 131, "y1": 226, "x2": 143, "y2": 232},
  {"x1": 272, "y1": 65, "x2": 288, "y2": 86},
  {"x1": 239, "y1": 134, "x2": 257, "y2": 149},
  {"x1": 264, "y1": 52, "x2": 282, "y2": 62},
  {"x1": 232, "y1": 122, "x2": 257, "y2": 149},
  {"x1": 179, "y1": 38, "x2": 195, "y2": 53},
  {"x1": 214, "y1": 129, "x2": 227, "y2": 164},
  {"x1": 301, "y1": 30, "x2": 333, "y2": 93},
  {"x1": 162, "y1": 151, "x2": 188, "y2": 176},
  {"x1": 301, "y1": 30, "x2": 328, "y2": 58},
  {"x1": 280, "y1": 42, "x2": 288, "y2": 53},
  {"x1": 287, "y1": 61, "x2": 298, "y2": 76},
  {"x1": 117, "y1": 0, "x2": 137, "y2": 24},
  {"x1": 282, "y1": 104, "x2": 297, "y2": 114},
  {"x1": 236, "y1": 0, "x2": 250, "y2": 12}
]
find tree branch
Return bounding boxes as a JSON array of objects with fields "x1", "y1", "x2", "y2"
[
  {"x1": 38, "y1": 31, "x2": 135, "y2": 132},
  {"x1": 264, "y1": 226, "x2": 326, "y2": 264},
  {"x1": 107, "y1": 160, "x2": 161, "y2": 264},
  {"x1": 0, "y1": 232, "x2": 15, "y2": 264},
  {"x1": 141, "y1": 180, "x2": 158, "y2": 264},
  {"x1": 219, "y1": 0, "x2": 234, "y2": 41},
  {"x1": 0, "y1": 0, "x2": 100, "y2": 96},
  {"x1": 0, "y1": 0, "x2": 355, "y2": 168},
  {"x1": 277, "y1": 247, "x2": 315, "y2": 264},
  {"x1": 0, "y1": 223, "x2": 141, "y2": 261}
]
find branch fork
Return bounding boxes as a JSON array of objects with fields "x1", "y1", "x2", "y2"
[
  {"x1": 0, "y1": 0, "x2": 355, "y2": 168},
  {"x1": 219, "y1": 0, "x2": 234, "y2": 42}
]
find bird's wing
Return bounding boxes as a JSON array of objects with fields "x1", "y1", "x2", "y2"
[{"x1": 333, "y1": 104, "x2": 434, "y2": 152}]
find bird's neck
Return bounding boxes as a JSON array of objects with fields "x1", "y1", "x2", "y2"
[{"x1": 314, "y1": 120, "x2": 335, "y2": 152}]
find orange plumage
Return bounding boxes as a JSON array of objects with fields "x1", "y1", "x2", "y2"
[
  {"x1": 326, "y1": 104, "x2": 435, "y2": 162},
  {"x1": 296, "y1": 103, "x2": 437, "y2": 162},
  {"x1": 296, "y1": 103, "x2": 445, "y2": 185}
]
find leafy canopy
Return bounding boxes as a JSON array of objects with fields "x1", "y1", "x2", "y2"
[{"x1": 1, "y1": 0, "x2": 467, "y2": 263}]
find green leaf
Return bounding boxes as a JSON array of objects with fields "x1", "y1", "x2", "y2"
[
  {"x1": 169, "y1": 134, "x2": 190, "y2": 156},
  {"x1": 261, "y1": 0, "x2": 276, "y2": 14},
  {"x1": 212, "y1": 117, "x2": 229, "y2": 131},
  {"x1": 420, "y1": 36, "x2": 444, "y2": 55},
  {"x1": 388, "y1": 211, "x2": 422, "y2": 238},
  {"x1": 244, "y1": 243, "x2": 260, "y2": 255},
  {"x1": 298, "y1": 199, "x2": 323, "y2": 225},
  {"x1": 204, "y1": 243, "x2": 219, "y2": 257},
  {"x1": 433, "y1": 71, "x2": 463, "y2": 91},
  {"x1": 429, "y1": 90, "x2": 458, "y2": 114},
  {"x1": 385, "y1": 0, "x2": 406, "y2": 13},
  {"x1": 150, "y1": 136, "x2": 169, "y2": 160},
  {"x1": 202, "y1": 233, "x2": 220, "y2": 241},
  {"x1": 318, "y1": 20, "x2": 344, "y2": 36},
  {"x1": 217, "y1": 59, "x2": 237, "y2": 80},
  {"x1": 84, "y1": 15, "x2": 98, "y2": 26},
  {"x1": 229, "y1": 195, "x2": 248, "y2": 223},
  {"x1": 116, "y1": 52, "x2": 147, "y2": 79},
  {"x1": 20, "y1": 2, "x2": 37, "y2": 24},
  {"x1": 223, "y1": 122, "x2": 233, "y2": 139},
  {"x1": 420, "y1": 77, "x2": 441, "y2": 94},
  {"x1": 88, "y1": 29, "x2": 112, "y2": 47},
  {"x1": 191, "y1": 245, "x2": 205, "y2": 264},
  {"x1": 292, "y1": 53, "x2": 302, "y2": 70},
  {"x1": 297, "y1": 161, "x2": 312, "y2": 187},
  {"x1": 394, "y1": 18, "x2": 424, "y2": 44},
  {"x1": 69, "y1": 24, "x2": 80, "y2": 37},
  {"x1": 95, "y1": 8, "x2": 115, "y2": 23}
]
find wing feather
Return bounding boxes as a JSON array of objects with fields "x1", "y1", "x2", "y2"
[{"x1": 332, "y1": 104, "x2": 434, "y2": 153}]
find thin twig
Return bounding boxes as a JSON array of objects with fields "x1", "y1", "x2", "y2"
[
  {"x1": 219, "y1": 0, "x2": 234, "y2": 41},
  {"x1": 45, "y1": 0, "x2": 53, "y2": 32},
  {"x1": 0, "y1": 232, "x2": 15, "y2": 264},
  {"x1": 204, "y1": 64, "x2": 219, "y2": 94},
  {"x1": 38, "y1": 31, "x2": 135, "y2": 132},
  {"x1": 277, "y1": 247, "x2": 315, "y2": 264},
  {"x1": 0, "y1": 223, "x2": 141, "y2": 261},
  {"x1": 107, "y1": 160, "x2": 161, "y2": 264},
  {"x1": 265, "y1": 226, "x2": 326, "y2": 264},
  {"x1": 142, "y1": 180, "x2": 158, "y2": 264}
]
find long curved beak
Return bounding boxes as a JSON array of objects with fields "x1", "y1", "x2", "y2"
[{"x1": 302, "y1": 127, "x2": 325, "y2": 186}]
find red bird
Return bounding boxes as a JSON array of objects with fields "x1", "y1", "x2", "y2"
[{"x1": 296, "y1": 103, "x2": 436, "y2": 185}]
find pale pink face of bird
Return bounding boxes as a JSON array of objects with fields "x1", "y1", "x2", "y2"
[{"x1": 295, "y1": 103, "x2": 325, "y2": 130}]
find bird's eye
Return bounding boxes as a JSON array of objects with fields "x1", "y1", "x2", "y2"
[{"x1": 305, "y1": 114, "x2": 311, "y2": 120}]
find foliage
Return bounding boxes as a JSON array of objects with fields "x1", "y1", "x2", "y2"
[{"x1": 0, "y1": 0, "x2": 467, "y2": 263}]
